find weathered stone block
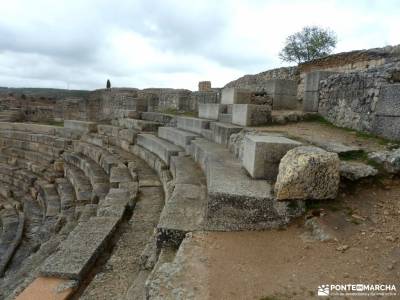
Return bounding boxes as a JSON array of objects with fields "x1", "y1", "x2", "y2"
[
  {"x1": 198, "y1": 103, "x2": 226, "y2": 120},
  {"x1": 232, "y1": 104, "x2": 271, "y2": 126},
  {"x1": 158, "y1": 127, "x2": 198, "y2": 148},
  {"x1": 40, "y1": 217, "x2": 119, "y2": 280},
  {"x1": 264, "y1": 79, "x2": 297, "y2": 95},
  {"x1": 272, "y1": 94, "x2": 298, "y2": 110},
  {"x1": 221, "y1": 87, "x2": 252, "y2": 104},
  {"x1": 242, "y1": 135, "x2": 302, "y2": 179},
  {"x1": 210, "y1": 122, "x2": 242, "y2": 145},
  {"x1": 176, "y1": 116, "x2": 210, "y2": 134},
  {"x1": 303, "y1": 91, "x2": 319, "y2": 112},
  {"x1": 375, "y1": 84, "x2": 400, "y2": 116},
  {"x1": 304, "y1": 71, "x2": 336, "y2": 92},
  {"x1": 303, "y1": 71, "x2": 336, "y2": 112},
  {"x1": 275, "y1": 146, "x2": 340, "y2": 200}
]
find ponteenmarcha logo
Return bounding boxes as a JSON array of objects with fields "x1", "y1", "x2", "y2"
[{"x1": 317, "y1": 284, "x2": 397, "y2": 297}]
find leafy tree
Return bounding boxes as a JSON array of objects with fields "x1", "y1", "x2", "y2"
[
  {"x1": 279, "y1": 26, "x2": 337, "y2": 63},
  {"x1": 106, "y1": 79, "x2": 111, "y2": 89}
]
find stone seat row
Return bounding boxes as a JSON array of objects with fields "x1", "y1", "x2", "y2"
[
  {"x1": 0, "y1": 137, "x2": 64, "y2": 158},
  {"x1": 0, "y1": 129, "x2": 71, "y2": 149},
  {"x1": 0, "y1": 206, "x2": 24, "y2": 276},
  {"x1": 38, "y1": 132, "x2": 140, "y2": 282},
  {"x1": 0, "y1": 163, "x2": 63, "y2": 218}
]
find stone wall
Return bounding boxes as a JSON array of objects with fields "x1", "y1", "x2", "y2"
[
  {"x1": 297, "y1": 45, "x2": 400, "y2": 100},
  {"x1": 318, "y1": 66, "x2": 400, "y2": 140}
]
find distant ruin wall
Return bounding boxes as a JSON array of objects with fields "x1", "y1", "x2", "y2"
[
  {"x1": 225, "y1": 67, "x2": 299, "y2": 92},
  {"x1": 318, "y1": 66, "x2": 400, "y2": 140}
]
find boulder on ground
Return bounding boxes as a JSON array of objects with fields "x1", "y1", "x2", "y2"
[
  {"x1": 368, "y1": 148, "x2": 400, "y2": 174},
  {"x1": 339, "y1": 161, "x2": 378, "y2": 181},
  {"x1": 275, "y1": 146, "x2": 340, "y2": 200}
]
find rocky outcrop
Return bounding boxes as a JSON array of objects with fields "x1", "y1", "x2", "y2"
[{"x1": 275, "y1": 146, "x2": 340, "y2": 200}]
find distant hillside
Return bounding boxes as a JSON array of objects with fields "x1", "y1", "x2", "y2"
[{"x1": 0, "y1": 87, "x2": 91, "y2": 100}]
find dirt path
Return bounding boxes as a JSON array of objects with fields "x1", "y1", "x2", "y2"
[
  {"x1": 198, "y1": 178, "x2": 400, "y2": 300},
  {"x1": 254, "y1": 121, "x2": 392, "y2": 153}
]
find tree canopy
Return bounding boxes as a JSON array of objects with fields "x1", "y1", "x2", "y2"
[
  {"x1": 106, "y1": 79, "x2": 111, "y2": 89},
  {"x1": 279, "y1": 26, "x2": 337, "y2": 64}
]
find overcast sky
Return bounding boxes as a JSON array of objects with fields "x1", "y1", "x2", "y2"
[{"x1": 0, "y1": 0, "x2": 399, "y2": 91}]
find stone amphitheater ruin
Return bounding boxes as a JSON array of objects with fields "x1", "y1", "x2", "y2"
[{"x1": 0, "y1": 44, "x2": 399, "y2": 299}]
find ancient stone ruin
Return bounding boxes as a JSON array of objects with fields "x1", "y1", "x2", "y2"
[{"x1": 0, "y1": 44, "x2": 399, "y2": 299}]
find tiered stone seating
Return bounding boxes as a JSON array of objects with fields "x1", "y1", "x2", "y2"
[
  {"x1": 64, "y1": 163, "x2": 93, "y2": 205},
  {"x1": 63, "y1": 152, "x2": 109, "y2": 200},
  {"x1": 73, "y1": 141, "x2": 122, "y2": 174}
]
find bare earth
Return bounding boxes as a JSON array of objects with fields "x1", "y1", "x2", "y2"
[
  {"x1": 254, "y1": 120, "x2": 390, "y2": 152},
  {"x1": 194, "y1": 178, "x2": 399, "y2": 300},
  {"x1": 182, "y1": 122, "x2": 399, "y2": 300}
]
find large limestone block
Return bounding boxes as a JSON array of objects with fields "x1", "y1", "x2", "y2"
[
  {"x1": 232, "y1": 104, "x2": 271, "y2": 126},
  {"x1": 221, "y1": 87, "x2": 252, "y2": 104},
  {"x1": 176, "y1": 116, "x2": 210, "y2": 134},
  {"x1": 198, "y1": 103, "x2": 226, "y2": 120},
  {"x1": 242, "y1": 134, "x2": 302, "y2": 179},
  {"x1": 275, "y1": 146, "x2": 340, "y2": 200}
]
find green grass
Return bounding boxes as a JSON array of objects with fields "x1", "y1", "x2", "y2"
[{"x1": 305, "y1": 199, "x2": 344, "y2": 212}]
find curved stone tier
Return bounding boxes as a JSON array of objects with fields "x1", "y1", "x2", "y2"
[{"x1": 0, "y1": 116, "x2": 306, "y2": 299}]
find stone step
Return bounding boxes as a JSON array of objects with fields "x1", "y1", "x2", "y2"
[
  {"x1": 64, "y1": 163, "x2": 93, "y2": 204},
  {"x1": 40, "y1": 216, "x2": 120, "y2": 280},
  {"x1": 137, "y1": 134, "x2": 183, "y2": 165},
  {"x1": 176, "y1": 116, "x2": 210, "y2": 134},
  {"x1": 97, "y1": 188, "x2": 131, "y2": 218},
  {"x1": 35, "y1": 181, "x2": 61, "y2": 217},
  {"x1": 157, "y1": 156, "x2": 207, "y2": 247},
  {"x1": 109, "y1": 165, "x2": 133, "y2": 188},
  {"x1": 190, "y1": 138, "x2": 297, "y2": 230},
  {"x1": 56, "y1": 178, "x2": 76, "y2": 217},
  {"x1": 2, "y1": 147, "x2": 54, "y2": 166},
  {"x1": 63, "y1": 152, "x2": 110, "y2": 200},
  {"x1": 113, "y1": 118, "x2": 161, "y2": 132},
  {"x1": 157, "y1": 127, "x2": 199, "y2": 149}
]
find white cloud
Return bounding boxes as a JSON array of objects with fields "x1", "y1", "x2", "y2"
[{"x1": 0, "y1": 0, "x2": 399, "y2": 90}]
